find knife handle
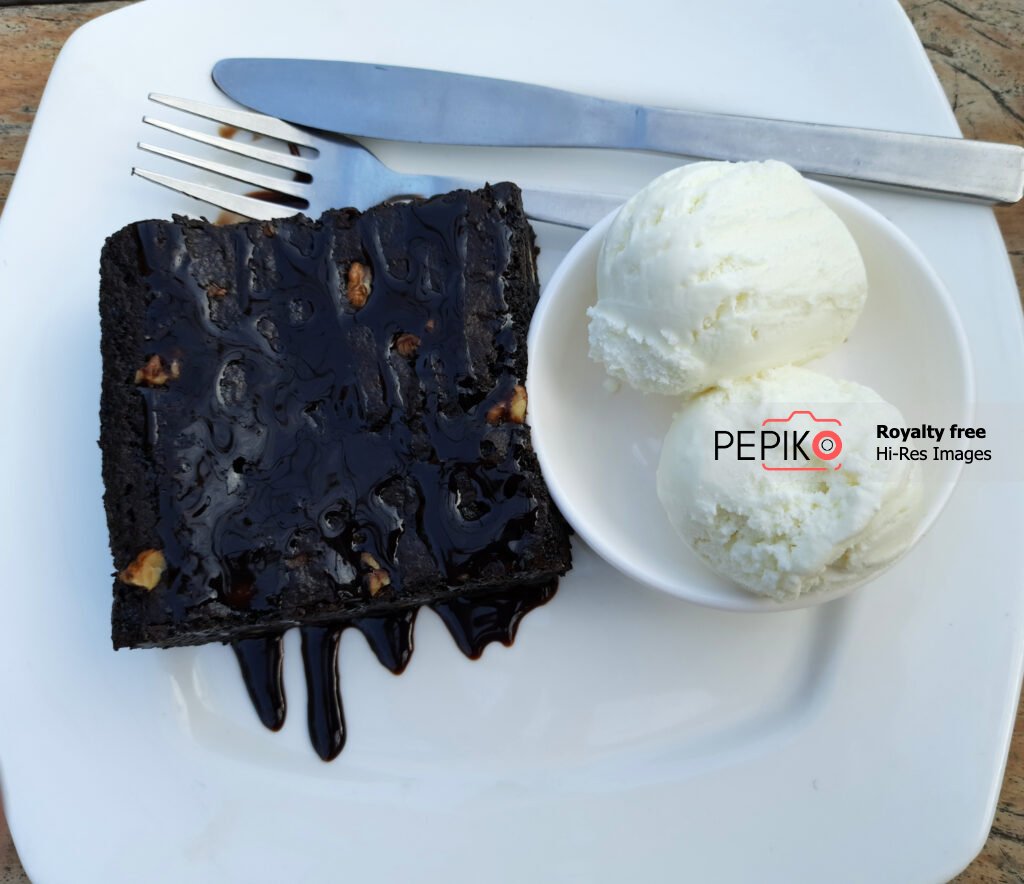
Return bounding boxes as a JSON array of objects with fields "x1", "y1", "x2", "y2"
[
  {"x1": 508, "y1": 84, "x2": 1023, "y2": 203},
  {"x1": 617, "y1": 106, "x2": 1024, "y2": 205}
]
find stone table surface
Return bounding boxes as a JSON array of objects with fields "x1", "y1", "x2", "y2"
[{"x1": 0, "y1": 1, "x2": 1022, "y2": 881}]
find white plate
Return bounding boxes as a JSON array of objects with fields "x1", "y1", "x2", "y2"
[
  {"x1": 529, "y1": 184, "x2": 973, "y2": 610},
  {"x1": 0, "y1": 1, "x2": 1022, "y2": 882}
]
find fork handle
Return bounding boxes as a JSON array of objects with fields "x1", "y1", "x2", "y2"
[
  {"x1": 421, "y1": 173, "x2": 622, "y2": 229},
  {"x1": 517, "y1": 188, "x2": 622, "y2": 229}
]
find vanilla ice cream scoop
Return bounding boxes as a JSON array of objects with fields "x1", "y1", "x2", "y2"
[
  {"x1": 656, "y1": 367, "x2": 922, "y2": 600},
  {"x1": 589, "y1": 161, "x2": 867, "y2": 397}
]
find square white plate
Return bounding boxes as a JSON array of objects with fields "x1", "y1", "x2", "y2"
[{"x1": 1, "y1": 1, "x2": 1022, "y2": 881}]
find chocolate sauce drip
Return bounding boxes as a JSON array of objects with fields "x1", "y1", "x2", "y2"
[
  {"x1": 300, "y1": 624, "x2": 346, "y2": 761},
  {"x1": 432, "y1": 581, "x2": 558, "y2": 659},
  {"x1": 350, "y1": 608, "x2": 417, "y2": 674},
  {"x1": 232, "y1": 632, "x2": 286, "y2": 731},
  {"x1": 230, "y1": 582, "x2": 557, "y2": 759}
]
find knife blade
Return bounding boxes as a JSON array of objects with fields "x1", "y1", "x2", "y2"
[{"x1": 213, "y1": 58, "x2": 1024, "y2": 204}]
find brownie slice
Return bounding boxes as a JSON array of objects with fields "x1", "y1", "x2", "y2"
[{"x1": 100, "y1": 183, "x2": 572, "y2": 649}]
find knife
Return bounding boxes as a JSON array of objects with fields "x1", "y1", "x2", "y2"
[{"x1": 213, "y1": 58, "x2": 1024, "y2": 205}]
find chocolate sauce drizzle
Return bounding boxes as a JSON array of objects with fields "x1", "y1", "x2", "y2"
[
  {"x1": 300, "y1": 625, "x2": 346, "y2": 761},
  {"x1": 231, "y1": 580, "x2": 555, "y2": 761},
  {"x1": 431, "y1": 580, "x2": 557, "y2": 660},
  {"x1": 117, "y1": 188, "x2": 571, "y2": 757},
  {"x1": 232, "y1": 633, "x2": 286, "y2": 731},
  {"x1": 125, "y1": 185, "x2": 568, "y2": 638}
]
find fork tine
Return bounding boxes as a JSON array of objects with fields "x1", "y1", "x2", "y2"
[
  {"x1": 148, "y1": 93, "x2": 319, "y2": 149},
  {"x1": 132, "y1": 168, "x2": 293, "y2": 221},
  {"x1": 142, "y1": 116, "x2": 313, "y2": 176},
  {"x1": 138, "y1": 142, "x2": 310, "y2": 202}
]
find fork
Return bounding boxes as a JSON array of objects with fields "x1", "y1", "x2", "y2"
[{"x1": 133, "y1": 95, "x2": 622, "y2": 229}]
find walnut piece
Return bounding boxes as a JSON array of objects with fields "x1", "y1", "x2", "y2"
[
  {"x1": 486, "y1": 384, "x2": 528, "y2": 424},
  {"x1": 485, "y1": 402, "x2": 505, "y2": 424},
  {"x1": 134, "y1": 355, "x2": 180, "y2": 387},
  {"x1": 346, "y1": 262, "x2": 372, "y2": 309},
  {"x1": 360, "y1": 552, "x2": 391, "y2": 596},
  {"x1": 509, "y1": 384, "x2": 528, "y2": 423},
  {"x1": 394, "y1": 333, "x2": 421, "y2": 357},
  {"x1": 206, "y1": 283, "x2": 228, "y2": 299},
  {"x1": 119, "y1": 549, "x2": 166, "y2": 590},
  {"x1": 366, "y1": 569, "x2": 391, "y2": 596}
]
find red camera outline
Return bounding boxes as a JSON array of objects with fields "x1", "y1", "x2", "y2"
[{"x1": 760, "y1": 410, "x2": 843, "y2": 472}]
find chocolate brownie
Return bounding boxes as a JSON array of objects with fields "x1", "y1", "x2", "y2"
[{"x1": 99, "y1": 183, "x2": 572, "y2": 649}]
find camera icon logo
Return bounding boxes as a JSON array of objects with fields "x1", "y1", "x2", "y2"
[{"x1": 760, "y1": 410, "x2": 843, "y2": 472}]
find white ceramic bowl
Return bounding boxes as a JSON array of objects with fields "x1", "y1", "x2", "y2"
[{"x1": 527, "y1": 182, "x2": 973, "y2": 612}]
